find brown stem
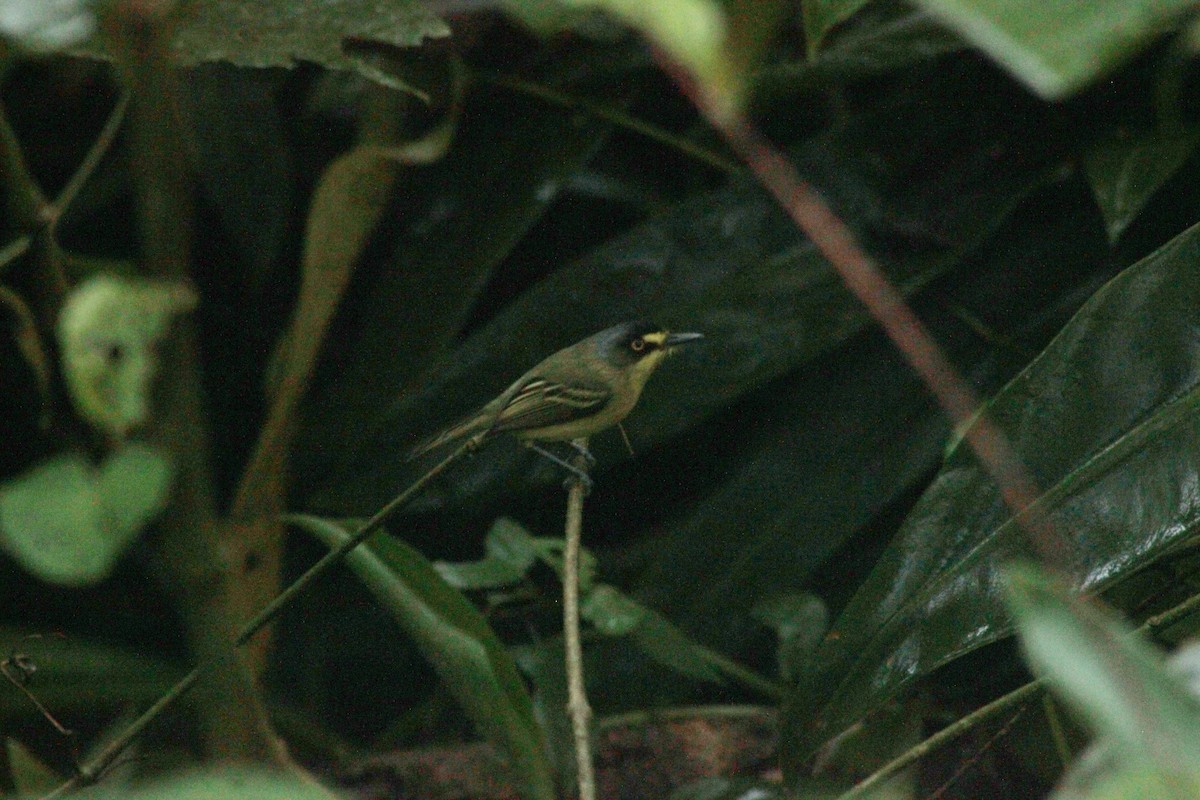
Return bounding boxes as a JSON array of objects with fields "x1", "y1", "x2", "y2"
[
  {"x1": 703, "y1": 107, "x2": 1066, "y2": 569},
  {"x1": 564, "y1": 438, "x2": 596, "y2": 800},
  {"x1": 101, "y1": 0, "x2": 285, "y2": 765}
]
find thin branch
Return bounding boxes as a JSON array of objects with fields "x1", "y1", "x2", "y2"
[
  {"x1": 927, "y1": 706, "x2": 1028, "y2": 800},
  {"x1": 707, "y1": 113, "x2": 1066, "y2": 569},
  {"x1": 483, "y1": 73, "x2": 743, "y2": 176},
  {"x1": 698, "y1": 646, "x2": 786, "y2": 702},
  {"x1": 833, "y1": 582, "x2": 1200, "y2": 799},
  {"x1": 0, "y1": 234, "x2": 31, "y2": 273},
  {"x1": 50, "y1": 92, "x2": 131, "y2": 232},
  {"x1": 564, "y1": 437, "x2": 596, "y2": 800},
  {"x1": 835, "y1": 681, "x2": 1044, "y2": 800},
  {"x1": 40, "y1": 440, "x2": 474, "y2": 799}
]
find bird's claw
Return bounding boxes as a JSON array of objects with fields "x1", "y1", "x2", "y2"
[
  {"x1": 527, "y1": 441, "x2": 594, "y2": 494},
  {"x1": 563, "y1": 470, "x2": 593, "y2": 496},
  {"x1": 568, "y1": 440, "x2": 597, "y2": 466}
]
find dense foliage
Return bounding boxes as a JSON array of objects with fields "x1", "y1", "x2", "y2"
[{"x1": 4, "y1": 1, "x2": 1200, "y2": 798}]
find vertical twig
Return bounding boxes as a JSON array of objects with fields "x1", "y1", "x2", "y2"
[{"x1": 563, "y1": 437, "x2": 596, "y2": 800}]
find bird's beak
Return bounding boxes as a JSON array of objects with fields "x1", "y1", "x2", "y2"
[{"x1": 664, "y1": 331, "x2": 704, "y2": 348}]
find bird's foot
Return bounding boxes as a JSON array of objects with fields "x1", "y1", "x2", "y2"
[
  {"x1": 568, "y1": 439, "x2": 597, "y2": 466},
  {"x1": 526, "y1": 442, "x2": 593, "y2": 495}
]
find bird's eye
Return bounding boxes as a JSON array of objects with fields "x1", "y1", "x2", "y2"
[{"x1": 630, "y1": 337, "x2": 646, "y2": 352}]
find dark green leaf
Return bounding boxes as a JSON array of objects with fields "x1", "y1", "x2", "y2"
[
  {"x1": 633, "y1": 181, "x2": 1104, "y2": 667},
  {"x1": 289, "y1": 514, "x2": 555, "y2": 800},
  {"x1": 784, "y1": 218, "x2": 1200, "y2": 770},
  {"x1": 0, "y1": 628, "x2": 183, "y2": 718},
  {"x1": 752, "y1": 594, "x2": 828, "y2": 682},
  {"x1": 583, "y1": 584, "x2": 724, "y2": 684},
  {"x1": 80, "y1": 1, "x2": 448, "y2": 96},
  {"x1": 1082, "y1": 126, "x2": 1200, "y2": 242},
  {"x1": 912, "y1": 0, "x2": 1195, "y2": 97},
  {"x1": 802, "y1": 0, "x2": 874, "y2": 56},
  {"x1": 188, "y1": 65, "x2": 294, "y2": 279},
  {"x1": 6, "y1": 739, "x2": 64, "y2": 796}
]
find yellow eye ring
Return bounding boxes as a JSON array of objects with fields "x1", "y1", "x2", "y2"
[{"x1": 631, "y1": 338, "x2": 646, "y2": 352}]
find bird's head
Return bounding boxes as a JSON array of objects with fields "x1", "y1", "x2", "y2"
[{"x1": 594, "y1": 320, "x2": 704, "y2": 389}]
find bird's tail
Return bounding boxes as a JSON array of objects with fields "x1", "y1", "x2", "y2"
[{"x1": 407, "y1": 411, "x2": 491, "y2": 460}]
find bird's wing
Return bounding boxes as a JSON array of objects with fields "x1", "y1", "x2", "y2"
[{"x1": 490, "y1": 376, "x2": 612, "y2": 434}]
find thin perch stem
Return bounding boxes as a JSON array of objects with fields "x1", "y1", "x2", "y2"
[
  {"x1": 563, "y1": 437, "x2": 597, "y2": 800},
  {"x1": 40, "y1": 440, "x2": 473, "y2": 799}
]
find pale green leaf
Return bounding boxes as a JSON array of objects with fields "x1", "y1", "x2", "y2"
[
  {"x1": 434, "y1": 517, "x2": 539, "y2": 590},
  {"x1": 0, "y1": 445, "x2": 173, "y2": 586},
  {"x1": 0, "y1": 0, "x2": 95, "y2": 51},
  {"x1": 913, "y1": 0, "x2": 1196, "y2": 98},
  {"x1": 85, "y1": 767, "x2": 335, "y2": 800},
  {"x1": 98, "y1": 442, "x2": 174, "y2": 537},
  {"x1": 57, "y1": 275, "x2": 195, "y2": 438},
  {"x1": 1007, "y1": 564, "x2": 1200, "y2": 789}
]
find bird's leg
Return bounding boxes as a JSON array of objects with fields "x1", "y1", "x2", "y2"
[{"x1": 526, "y1": 442, "x2": 593, "y2": 495}]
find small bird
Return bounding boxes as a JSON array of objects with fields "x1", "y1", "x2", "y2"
[{"x1": 409, "y1": 321, "x2": 703, "y2": 466}]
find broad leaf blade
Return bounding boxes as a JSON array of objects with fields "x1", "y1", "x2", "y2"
[
  {"x1": 0, "y1": 445, "x2": 172, "y2": 586},
  {"x1": 913, "y1": 0, "x2": 1195, "y2": 98},
  {"x1": 784, "y1": 218, "x2": 1200, "y2": 770},
  {"x1": 290, "y1": 514, "x2": 555, "y2": 800},
  {"x1": 633, "y1": 186, "x2": 1106, "y2": 661},
  {"x1": 294, "y1": 82, "x2": 612, "y2": 487},
  {"x1": 1082, "y1": 127, "x2": 1200, "y2": 242}
]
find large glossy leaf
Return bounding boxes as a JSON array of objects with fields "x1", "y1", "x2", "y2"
[
  {"x1": 912, "y1": 0, "x2": 1195, "y2": 98},
  {"x1": 631, "y1": 187, "x2": 1106, "y2": 657},
  {"x1": 290, "y1": 515, "x2": 555, "y2": 800},
  {"x1": 309, "y1": 68, "x2": 1058, "y2": 515},
  {"x1": 783, "y1": 218, "x2": 1200, "y2": 773}
]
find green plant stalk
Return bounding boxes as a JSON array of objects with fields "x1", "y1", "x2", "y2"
[
  {"x1": 1042, "y1": 694, "x2": 1073, "y2": 770},
  {"x1": 698, "y1": 646, "x2": 786, "y2": 702},
  {"x1": 482, "y1": 73, "x2": 742, "y2": 176},
  {"x1": 564, "y1": 438, "x2": 597, "y2": 800},
  {"x1": 40, "y1": 440, "x2": 474, "y2": 799}
]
